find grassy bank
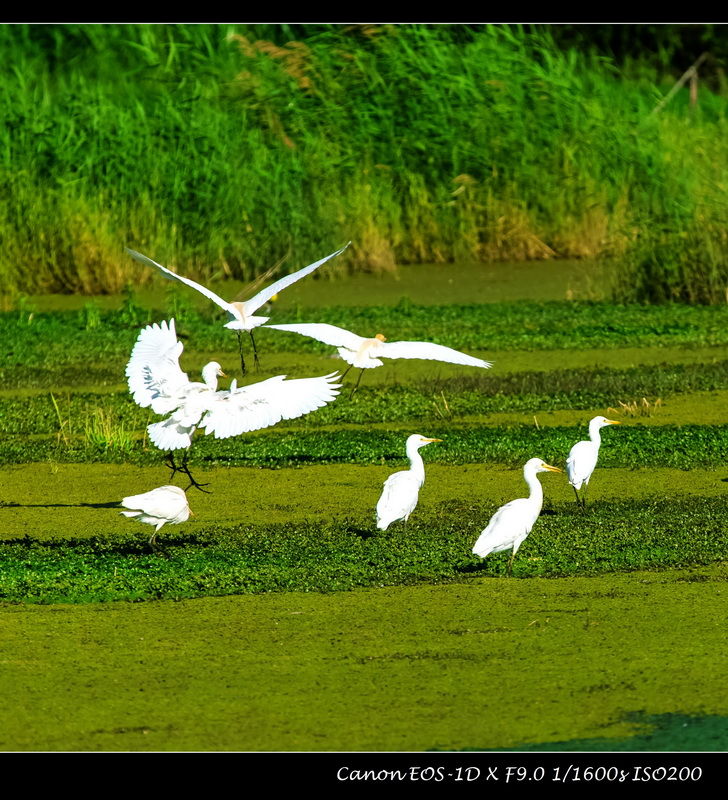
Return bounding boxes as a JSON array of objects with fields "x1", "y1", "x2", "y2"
[{"x1": 1, "y1": 24, "x2": 728, "y2": 300}]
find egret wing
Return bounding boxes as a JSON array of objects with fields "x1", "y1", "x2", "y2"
[
  {"x1": 120, "y1": 486, "x2": 186, "y2": 517},
  {"x1": 126, "y1": 319, "x2": 190, "y2": 408},
  {"x1": 200, "y1": 372, "x2": 341, "y2": 439},
  {"x1": 125, "y1": 248, "x2": 239, "y2": 316},
  {"x1": 265, "y1": 322, "x2": 365, "y2": 351},
  {"x1": 243, "y1": 243, "x2": 350, "y2": 315},
  {"x1": 472, "y1": 499, "x2": 528, "y2": 556},
  {"x1": 377, "y1": 471, "x2": 418, "y2": 519},
  {"x1": 380, "y1": 340, "x2": 493, "y2": 368},
  {"x1": 566, "y1": 440, "x2": 598, "y2": 486}
]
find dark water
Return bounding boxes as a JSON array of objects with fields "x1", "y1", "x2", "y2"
[
  {"x1": 455, "y1": 712, "x2": 728, "y2": 752},
  {"x1": 20, "y1": 259, "x2": 610, "y2": 313}
]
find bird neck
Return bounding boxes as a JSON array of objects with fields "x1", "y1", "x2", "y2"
[
  {"x1": 201, "y1": 365, "x2": 219, "y2": 391},
  {"x1": 588, "y1": 421, "x2": 603, "y2": 446},
  {"x1": 406, "y1": 443, "x2": 426, "y2": 484},
  {"x1": 523, "y1": 466, "x2": 544, "y2": 511}
]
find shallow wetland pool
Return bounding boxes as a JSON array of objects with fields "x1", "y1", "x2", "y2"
[{"x1": 1, "y1": 260, "x2": 727, "y2": 752}]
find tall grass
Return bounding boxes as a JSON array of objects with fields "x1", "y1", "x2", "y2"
[{"x1": 1, "y1": 24, "x2": 727, "y2": 300}]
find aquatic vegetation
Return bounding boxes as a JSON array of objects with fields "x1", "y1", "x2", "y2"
[
  {"x1": 0, "y1": 497, "x2": 725, "y2": 603},
  {"x1": 2, "y1": 301, "x2": 728, "y2": 386}
]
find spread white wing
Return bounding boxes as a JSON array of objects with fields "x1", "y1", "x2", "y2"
[
  {"x1": 380, "y1": 340, "x2": 492, "y2": 368},
  {"x1": 243, "y1": 242, "x2": 351, "y2": 316},
  {"x1": 200, "y1": 372, "x2": 342, "y2": 439},
  {"x1": 125, "y1": 319, "x2": 191, "y2": 410},
  {"x1": 265, "y1": 322, "x2": 365, "y2": 351},
  {"x1": 125, "y1": 248, "x2": 240, "y2": 319}
]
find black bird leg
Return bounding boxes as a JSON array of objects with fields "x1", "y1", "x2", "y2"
[
  {"x1": 349, "y1": 368, "x2": 365, "y2": 400},
  {"x1": 166, "y1": 449, "x2": 210, "y2": 493},
  {"x1": 236, "y1": 330, "x2": 247, "y2": 376},
  {"x1": 249, "y1": 330, "x2": 261, "y2": 370},
  {"x1": 165, "y1": 451, "x2": 180, "y2": 478},
  {"x1": 180, "y1": 449, "x2": 211, "y2": 493}
]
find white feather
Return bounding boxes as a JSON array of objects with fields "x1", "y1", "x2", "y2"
[
  {"x1": 266, "y1": 322, "x2": 492, "y2": 370},
  {"x1": 472, "y1": 458, "x2": 561, "y2": 572},
  {"x1": 126, "y1": 244, "x2": 350, "y2": 331},
  {"x1": 566, "y1": 416, "x2": 620, "y2": 493},
  {"x1": 126, "y1": 319, "x2": 341, "y2": 452},
  {"x1": 375, "y1": 434, "x2": 441, "y2": 531}
]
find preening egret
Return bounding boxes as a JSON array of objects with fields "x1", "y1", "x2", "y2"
[
  {"x1": 120, "y1": 485, "x2": 192, "y2": 547},
  {"x1": 472, "y1": 458, "x2": 561, "y2": 575},
  {"x1": 126, "y1": 318, "x2": 341, "y2": 491},
  {"x1": 265, "y1": 322, "x2": 492, "y2": 397},
  {"x1": 376, "y1": 434, "x2": 442, "y2": 531},
  {"x1": 566, "y1": 416, "x2": 621, "y2": 507},
  {"x1": 125, "y1": 243, "x2": 350, "y2": 374}
]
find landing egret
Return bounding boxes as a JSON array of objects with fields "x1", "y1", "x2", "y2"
[
  {"x1": 126, "y1": 318, "x2": 341, "y2": 491},
  {"x1": 120, "y1": 485, "x2": 192, "y2": 547},
  {"x1": 566, "y1": 416, "x2": 621, "y2": 507},
  {"x1": 472, "y1": 458, "x2": 562, "y2": 575},
  {"x1": 376, "y1": 434, "x2": 442, "y2": 531},
  {"x1": 265, "y1": 322, "x2": 492, "y2": 397},
  {"x1": 125, "y1": 243, "x2": 350, "y2": 374}
]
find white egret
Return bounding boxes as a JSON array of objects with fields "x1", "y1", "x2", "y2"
[
  {"x1": 376, "y1": 434, "x2": 442, "y2": 531},
  {"x1": 126, "y1": 318, "x2": 341, "y2": 491},
  {"x1": 265, "y1": 322, "x2": 492, "y2": 397},
  {"x1": 566, "y1": 416, "x2": 621, "y2": 507},
  {"x1": 120, "y1": 485, "x2": 193, "y2": 547},
  {"x1": 125, "y1": 243, "x2": 350, "y2": 374},
  {"x1": 472, "y1": 458, "x2": 562, "y2": 575}
]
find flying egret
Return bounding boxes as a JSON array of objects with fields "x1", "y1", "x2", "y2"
[
  {"x1": 126, "y1": 318, "x2": 341, "y2": 491},
  {"x1": 120, "y1": 485, "x2": 193, "y2": 548},
  {"x1": 265, "y1": 322, "x2": 492, "y2": 397},
  {"x1": 472, "y1": 458, "x2": 562, "y2": 575},
  {"x1": 125, "y1": 243, "x2": 350, "y2": 375},
  {"x1": 566, "y1": 416, "x2": 621, "y2": 507},
  {"x1": 376, "y1": 434, "x2": 442, "y2": 532}
]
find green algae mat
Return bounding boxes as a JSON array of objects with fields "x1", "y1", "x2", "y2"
[{"x1": 2, "y1": 569, "x2": 726, "y2": 751}]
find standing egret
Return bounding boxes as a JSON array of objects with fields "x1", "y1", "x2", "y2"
[
  {"x1": 376, "y1": 434, "x2": 442, "y2": 531},
  {"x1": 126, "y1": 318, "x2": 341, "y2": 491},
  {"x1": 566, "y1": 416, "x2": 621, "y2": 507},
  {"x1": 125, "y1": 243, "x2": 350, "y2": 374},
  {"x1": 265, "y1": 322, "x2": 492, "y2": 397},
  {"x1": 472, "y1": 458, "x2": 562, "y2": 575},
  {"x1": 120, "y1": 485, "x2": 193, "y2": 548}
]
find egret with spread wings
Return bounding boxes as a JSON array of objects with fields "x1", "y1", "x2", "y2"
[
  {"x1": 126, "y1": 318, "x2": 341, "y2": 491},
  {"x1": 265, "y1": 322, "x2": 492, "y2": 397},
  {"x1": 125, "y1": 243, "x2": 350, "y2": 374}
]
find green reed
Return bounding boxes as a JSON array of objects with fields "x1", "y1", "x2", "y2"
[{"x1": 1, "y1": 24, "x2": 727, "y2": 300}]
